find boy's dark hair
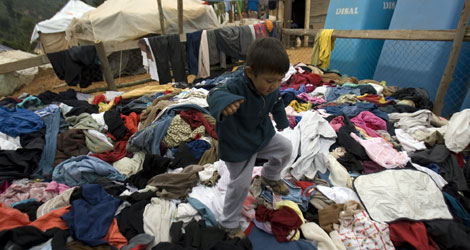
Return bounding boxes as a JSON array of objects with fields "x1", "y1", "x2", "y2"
[{"x1": 246, "y1": 37, "x2": 290, "y2": 76}]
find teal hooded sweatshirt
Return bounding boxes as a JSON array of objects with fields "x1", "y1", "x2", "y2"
[{"x1": 207, "y1": 66, "x2": 289, "y2": 162}]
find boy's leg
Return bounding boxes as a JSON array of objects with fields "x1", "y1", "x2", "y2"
[
  {"x1": 219, "y1": 154, "x2": 257, "y2": 229},
  {"x1": 257, "y1": 133, "x2": 293, "y2": 181}
]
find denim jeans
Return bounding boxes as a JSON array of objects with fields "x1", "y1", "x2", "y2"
[{"x1": 33, "y1": 106, "x2": 60, "y2": 180}]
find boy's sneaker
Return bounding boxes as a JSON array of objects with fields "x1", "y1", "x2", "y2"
[
  {"x1": 260, "y1": 176, "x2": 290, "y2": 196},
  {"x1": 217, "y1": 223, "x2": 246, "y2": 239}
]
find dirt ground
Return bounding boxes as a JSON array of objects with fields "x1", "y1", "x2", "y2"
[{"x1": 12, "y1": 47, "x2": 312, "y2": 98}]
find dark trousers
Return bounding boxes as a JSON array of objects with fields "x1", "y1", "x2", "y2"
[{"x1": 148, "y1": 34, "x2": 187, "y2": 84}]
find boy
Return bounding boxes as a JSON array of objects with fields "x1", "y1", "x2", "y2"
[{"x1": 207, "y1": 37, "x2": 292, "y2": 238}]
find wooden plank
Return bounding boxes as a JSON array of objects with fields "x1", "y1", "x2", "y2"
[
  {"x1": 282, "y1": 28, "x2": 470, "y2": 41},
  {"x1": 157, "y1": 0, "x2": 166, "y2": 35},
  {"x1": 310, "y1": 0, "x2": 329, "y2": 16},
  {"x1": 0, "y1": 55, "x2": 49, "y2": 74},
  {"x1": 433, "y1": 0, "x2": 470, "y2": 115},
  {"x1": 95, "y1": 41, "x2": 117, "y2": 91},
  {"x1": 304, "y1": 0, "x2": 311, "y2": 46}
]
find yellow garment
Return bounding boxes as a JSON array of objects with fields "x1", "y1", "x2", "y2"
[
  {"x1": 310, "y1": 32, "x2": 322, "y2": 67},
  {"x1": 275, "y1": 200, "x2": 305, "y2": 241},
  {"x1": 120, "y1": 84, "x2": 175, "y2": 99},
  {"x1": 288, "y1": 100, "x2": 311, "y2": 112},
  {"x1": 318, "y1": 29, "x2": 335, "y2": 69},
  {"x1": 98, "y1": 99, "x2": 115, "y2": 113}
]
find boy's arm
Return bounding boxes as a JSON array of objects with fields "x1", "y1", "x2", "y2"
[
  {"x1": 207, "y1": 84, "x2": 245, "y2": 123},
  {"x1": 271, "y1": 93, "x2": 289, "y2": 130}
]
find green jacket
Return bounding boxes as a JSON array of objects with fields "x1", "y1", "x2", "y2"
[{"x1": 207, "y1": 66, "x2": 289, "y2": 162}]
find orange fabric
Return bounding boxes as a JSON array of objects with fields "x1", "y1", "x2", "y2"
[
  {"x1": 30, "y1": 206, "x2": 70, "y2": 231},
  {"x1": 265, "y1": 20, "x2": 273, "y2": 32},
  {"x1": 103, "y1": 218, "x2": 128, "y2": 249},
  {"x1": 0, "y1": 203, "x2": 30, "y2": 231}
]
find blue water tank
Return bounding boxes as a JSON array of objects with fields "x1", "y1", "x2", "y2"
[
  {"x1": 461, "y1": 89, "x2": 470, "y2": 111},
  {"x1": 373, "y1": 0, "x2": 470, "y2": 117},
  {"x1": 324, "y1": 0, "x2": 397, "y2": 80}
]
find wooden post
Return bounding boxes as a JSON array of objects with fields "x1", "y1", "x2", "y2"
[
  {"x1": 94, "y1": 41, "x2": 117, "y2": 91},
  {"x1": 178, "y1": 0, "x2": 183, "y2": 39},
  {"x1": 157, "y1": 0, "x2": 165, "y2": 34},
  {"x1": 433, "y1": 0, "x2": 470, "y2": 116},
  {"x1": 283, "y1": 0, "x2": 292, "y2": 48},
  {"x1": 304, "y1": 0, "x2": 311, "y2": 47}
]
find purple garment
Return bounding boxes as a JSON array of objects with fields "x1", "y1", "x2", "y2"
[
  {"x1": 362, "y1": 160, "x2": 386, "y2": 174},
  {"x1": 296, "y1": 92, "x2": 326, "y2": 104},
  {"x1": 350, "y1": 111, "x2": 387, "y2": 137}
]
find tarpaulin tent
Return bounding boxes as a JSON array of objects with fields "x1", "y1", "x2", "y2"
[
  {"x1": 30, "y1": 0, "x2": 95, "y2": 53},
  {"x1": 65, "y1": 0, "x2": 220, "y2": 44}
]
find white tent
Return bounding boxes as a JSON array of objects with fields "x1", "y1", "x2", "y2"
[
  {"x1": 65, "y1": 0, "x2": 220, "y2": 44},
  {"x1": 30, "y1": 0, "x2": 95, "y2": 53}
]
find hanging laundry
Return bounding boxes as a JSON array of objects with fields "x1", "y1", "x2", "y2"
[
  {"x1": 147, "y1": 35, "x2": 187, "y2": 84},
  {"x1": 46, "y1": 45, "x2": 103, "y2": 88}
]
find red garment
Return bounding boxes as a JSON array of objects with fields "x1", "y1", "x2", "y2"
[
  {"x1": 113, "y1": 96, "x2": 122, "y2": 105},
  {"x1": 389, "y1": 220, "x2": 438, "y2": 250},
  {"x1": 452, "y1": 152, "x2": 465, "y2": 168},
  {"x1": 255, "y1": 204, "x2": 303, "y2": 242},
  {"x1": 282, "y1": 72, "x2": 322, "y2": 90},
  {"x1": 357, "y1": 94, "x2": 393, "y2": 106},
  {"x1": 180, "y1": 110, "x2": 218, "y2": 139},
  {"x1": 254, "y1": 23, "x2": 268, "y2": 38},
  {"x1": 293, "y1": 180, "x2": 315, "y2": 196},
  {"x1": 121, "y1": 112, "x2": 140, "y2": 135},
  {"x1": 90, "y1": 134, "x2": 129, "y2": 163},
  {"x1": 93, "y1": 95, "x2": 106, "y2": 105}
]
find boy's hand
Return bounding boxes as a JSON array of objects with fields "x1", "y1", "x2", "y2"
[{"x1": 222, "y1": 99, "x2": 244, "y2": 116}]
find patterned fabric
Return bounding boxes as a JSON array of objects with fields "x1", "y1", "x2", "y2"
[
  {"x1": 162, "y1": 115, "x2": 205, "y2": 148},
  {"x1": 339, "y1": 210, "x2": 395, "y2": 250}
]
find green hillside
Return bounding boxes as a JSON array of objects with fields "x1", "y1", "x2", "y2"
[{"x1": 0, "y1": 0, "x2": 104, "y2": 52}]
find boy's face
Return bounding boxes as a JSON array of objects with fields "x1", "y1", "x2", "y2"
[{"x1": 246, "y1": 66, "x2": 284, "y2": 96}]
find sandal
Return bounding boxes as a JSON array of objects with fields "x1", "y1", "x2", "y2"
[{"x1": 260, "y1": 176, "x2": 290, "y2": 196}]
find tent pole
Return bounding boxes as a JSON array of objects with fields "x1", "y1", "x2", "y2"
[
  {"x1": 157, "y1": 0, "x2": 165, "y2": 35},
  {"x1": 95, "y1": 41, "x2": 117, "y2": 91},
  {"x1": 178, "y1": 0, "x2": 183, "y2": 37},
  {"x1": 433, "y1": 0, "x2": 470, "y2": 116}
]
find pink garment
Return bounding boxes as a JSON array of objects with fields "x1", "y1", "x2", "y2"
[
  {"x1": 296, "y1": 93, "x2": 326, "y2": 104},
  {"x1": 285, "y1": 106, "x2": 302, "y2": 117},
  {"x1": 350, "y1": 111, "x2": 387, "y2": 137},
  {"x1": 0, "y1": 182, "x2": 60, "y2": 207},
  {"x1": 254, "y1": 23, "x2": 268, "y2": 38},
  {"x1": 288, "y1": 116, "x2": 298, "y2": 128},
  {"x1": 242, "y1": 195, "x2": 257, "y2": 220},
  {"x1": 351, "y1": 132, "x2": 410, "y2": 169},
  {"x1": 45, "y1": 181, "x2": 71, "y2": 194},
  {"x1": 329, "y1": 116, "x2": 345, "y2": 132}
]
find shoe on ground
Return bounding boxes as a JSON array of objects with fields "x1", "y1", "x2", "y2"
[
  {"x1": 217, "y1": 223, "x2": 246, "y2": 239},
  {"x1": 260, "y1": 176, "x2": 290, "y2": 196}
]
